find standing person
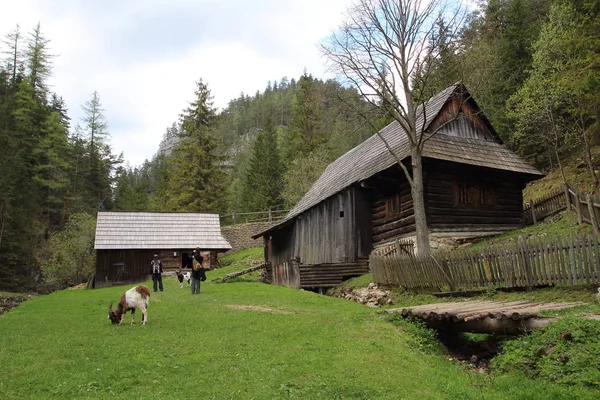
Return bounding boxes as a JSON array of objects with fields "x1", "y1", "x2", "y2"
[
  {"x1": 150, "y1": 254, "x2": 164, "y2": 292},
  {"x1": 189, "y1": 248, "x2": 205, "y2": 295}
]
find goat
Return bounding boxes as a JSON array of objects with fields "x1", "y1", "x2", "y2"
[
  {"x1": 108, "y1": 285, "x2": 150, "y2": 326},
  {"x1": 175, "y1": 270, "x2": 191, "y2": 289}
]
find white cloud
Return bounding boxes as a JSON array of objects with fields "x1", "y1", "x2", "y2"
[{"x1": 1, "y1": 0, "x2": 350, "y2": 166}]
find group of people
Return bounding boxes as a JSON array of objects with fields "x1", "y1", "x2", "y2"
[{"x1": 149, "y1": 248, "x2": 206, "y2": 295}]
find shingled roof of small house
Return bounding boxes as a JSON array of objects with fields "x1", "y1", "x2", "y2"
[
  {"x1": 253, "y1": 83, "x2": 543, "y2": 239},
  {"x1": 94, "y1": 212, "x2": 232, "y2": 250}
]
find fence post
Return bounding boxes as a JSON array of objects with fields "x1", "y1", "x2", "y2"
[
  {"x1": 232, "y1": 212, "x2": 236, "y2": 225},
  {"x1": 586, "y1": 193, "x2": 600, "y2": 236},
  {"x1": 529, "y1": 199, "x2": 537, "y2": 225},
  {"x1": 268, "y1": 209, "x2": 272, "y2": 222},
  {"x1": 574, "y1": 191, "x2": 583, "y2": 225},
  {"x1": 518, "y1": 235, "x2": 533, "y2": 291},
  {"x1": 564, "y1": 184, "x2": 571, "y2": 210}
]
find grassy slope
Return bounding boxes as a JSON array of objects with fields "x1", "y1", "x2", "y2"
[
  {"x1": 524, "y1": 146, "x2": 600, "y2": 202},
  {"x1": 1, "y1": 256, "x2": 596, "y2": 399}
]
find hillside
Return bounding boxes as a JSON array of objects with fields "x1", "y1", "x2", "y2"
[{"x1": 524, "y1": 146, "x2": 600, "y2": 203}]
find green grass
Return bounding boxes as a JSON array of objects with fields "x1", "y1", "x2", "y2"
[
  {"x1": 213, "y1": 247, "x2": 264, "y2": 283},
  {"x1": 469, "y1": 210, "x2": 593, "y2": 250},
  {"x1": 493, "y1": 317, "x2": 600, "y2": 388},
  {"x1": 1, "y1": 264, "x2": 599, "y2": 399}
]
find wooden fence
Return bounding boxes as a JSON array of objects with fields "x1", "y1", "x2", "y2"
[
  {"x1": 372, "y1": 239, "x2": 415, "y2": 258},
  {"x1": 523, "y1": 184, "x2": 600, "y2": 235},
  {"x1": 220, "y1": 209, "x2": 289, "y2": 226},
  {"x1": 371, "y1": 233, "x2": 600, "y2": 291}
]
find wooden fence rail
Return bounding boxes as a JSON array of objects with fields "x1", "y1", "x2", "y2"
[
  {"x1": 220, "y1": 209, "x2": 290, "y2": 226},
  {"x1": 371, "y1": 233, "x2": 600, "y2": 291},
  {"x1": 372, "y1": 239, "x2": 415, "y2": 258},
  {"x1": 523, "y1": 184, "x2": 599, "y2": 235}
]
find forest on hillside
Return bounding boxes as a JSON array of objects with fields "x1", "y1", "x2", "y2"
[{"x1": 1, "y1": 0, "x2": 599, "y2": 290}]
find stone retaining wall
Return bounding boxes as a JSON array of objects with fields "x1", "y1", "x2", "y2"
[{"x1": 221, "y1": 222, "x2": 273, "y2": 255}]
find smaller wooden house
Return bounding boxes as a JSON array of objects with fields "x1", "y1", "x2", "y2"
[{"x1": 93, "y1": 212, "x2": 231, "y2": 288}]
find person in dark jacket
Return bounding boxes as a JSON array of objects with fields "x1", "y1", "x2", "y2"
[
  {"x1": 149, "y1": 254, "x2": 164, "y2": 292},
  {"x1": 189, "y1": 248, "x2": 205, "y2": 295}
]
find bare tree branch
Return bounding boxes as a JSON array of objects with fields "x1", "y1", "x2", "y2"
[{"x1": 322, "y1": 0, "x2": 468, "y2": 256}]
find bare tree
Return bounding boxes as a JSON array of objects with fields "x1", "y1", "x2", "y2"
[{"x1": 322, "y1": 0, "x2": 467, "y2": 255}]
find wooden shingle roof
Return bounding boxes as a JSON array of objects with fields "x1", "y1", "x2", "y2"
[
  {"x1": 254, "y1": 83, "x2": 543, "y2": 238},
  {"x1": 94, "y1": 212, "x2": 232, "y2": 250}
]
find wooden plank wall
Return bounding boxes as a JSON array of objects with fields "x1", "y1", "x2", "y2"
[
  {"x1": 371, "y1": 233, "x2": 600, "y2": 291},
  {"x1": 428, "y1": 95, "x2": 497, "y2": 141},
  {"x1": 269, "y1": 187, "x2": 370, "y2": 266},
  {"x1": 272, "y1": 260, "x2": 300, "y2": 289},
  {"x1": 293, "y1": 189, "x2": 356, "y2": 264},
  {"x1": 269, "y1": 223, "x2": 296, "y2": 267}
]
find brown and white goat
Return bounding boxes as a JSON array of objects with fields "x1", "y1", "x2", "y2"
[{"x1": 108, "y1": 285, "x2": 150, "y2": 326}]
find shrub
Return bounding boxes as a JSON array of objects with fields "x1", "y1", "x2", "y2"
[{"x1": 40, "y1": 213, "x2": 96, "y2": 288}]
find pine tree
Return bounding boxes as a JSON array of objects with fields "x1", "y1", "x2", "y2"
[
  {"x1": 240, "y1": 118, "x2": 284, "y2": 211},
  {"x1": 164, "y1": 79, "x2": 227, "y2": 213}
]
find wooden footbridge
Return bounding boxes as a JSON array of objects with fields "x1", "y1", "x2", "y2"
[{"x1": 387, "y1": 301, "x2": 586, "y2": 335}]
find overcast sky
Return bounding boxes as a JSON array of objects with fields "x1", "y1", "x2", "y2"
[{"x1": 1, "y1": 0, "x2": 350, "y2": 166}]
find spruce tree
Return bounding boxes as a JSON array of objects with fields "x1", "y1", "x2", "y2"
[
  {"x1": 288, "y1": 72, "x2": 325, "y2": 158},
  {"x1": 164, "y1": 79, "x2": 227, "y2": 213},
  {"x1": 33, "y1": 111, "x2": 71, "y2": 226},
  {"x1": 241, "y1": 118, "x2": 284, "y2": 211}
]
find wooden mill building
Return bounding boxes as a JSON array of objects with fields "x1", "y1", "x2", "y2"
[
  {"x1": 253, "y1": 83, "x2": 544, "y2": 290},
  {"x1": 94, "y1": 212, "x2": 231, "y2": 288}
]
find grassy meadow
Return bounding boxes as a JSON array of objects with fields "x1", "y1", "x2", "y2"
[{"x1": 1, "y1": 257, "x2": 599, "y2": 399}]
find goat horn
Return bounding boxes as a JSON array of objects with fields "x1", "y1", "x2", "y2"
[{"x1": 108, "y1": 302, "x2": 113, "y2": 311}]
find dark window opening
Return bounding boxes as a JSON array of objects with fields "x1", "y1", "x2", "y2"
[
  {"x1": 386, "y1": 194, "x2": 401, "y2": 216},
  {"x1": 339, "y1": 210, "x2": 344, "y2": 218},
  {"x1": 455, "y1": 182, "x2": 495, "y2": 207}
]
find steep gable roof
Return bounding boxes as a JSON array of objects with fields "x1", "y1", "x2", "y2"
[
  {"x1": 254, "y1": 83, "x2": 543, "y2": 238},
  {"x1": 94, "y1": 212, "x2": 232, "y2": 250}
]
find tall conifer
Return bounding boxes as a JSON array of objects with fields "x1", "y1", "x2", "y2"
[
  {"x1": 164, "y1": 79, "x2": 227, "y2": 213},
  {"x1": 241, "y1": 118, "x2": 284, "y2": 211}
]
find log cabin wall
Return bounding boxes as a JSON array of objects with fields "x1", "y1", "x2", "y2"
[
  {"x1": 424, "y1": 159, "x2": 526, "y2": 231},
  {"x1": 96, "y1": 249, "x2": 159, "y2": 288},
  {"x1": 95, "y1": 248, "x2": 215, "y2": 288},
  {"x1": 369, "y1": 167, "x2": 415, "y2": 247}
]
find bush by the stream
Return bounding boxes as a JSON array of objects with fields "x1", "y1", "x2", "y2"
[{"x1": 492, "y1": 317, "x2": 600, "y2": 388}]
